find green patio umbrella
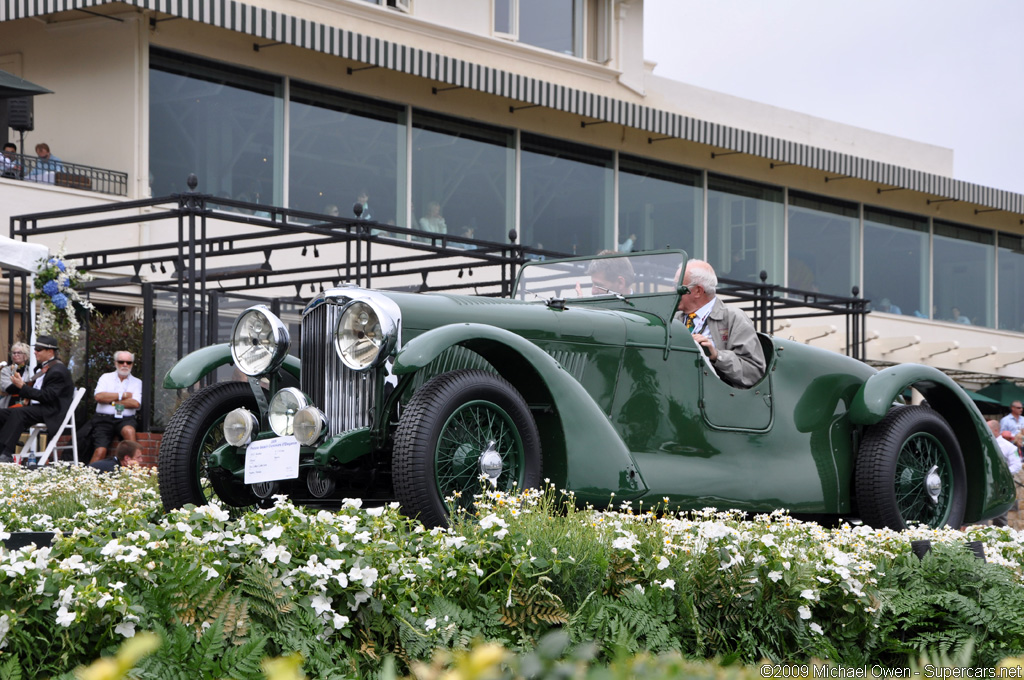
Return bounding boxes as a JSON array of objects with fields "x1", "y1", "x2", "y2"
[
  {"x1": 0, "y1": 70, "x2": 52, "y2": 99},
  {"x1": 977, "y1": 380, "x2": 1024, "y2": 409}
]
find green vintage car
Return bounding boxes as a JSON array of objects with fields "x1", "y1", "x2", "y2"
[{"x1": 158, "y1": 250, "x2": 1015, "y2": 529}]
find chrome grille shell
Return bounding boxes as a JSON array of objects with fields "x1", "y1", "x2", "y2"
[{"x1": 300, "y1": 289, "x2": 401, "y2": 437}]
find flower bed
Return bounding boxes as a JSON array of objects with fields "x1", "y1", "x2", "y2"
[{"x1": 1, "y1": 466, "x2": 1024, "y2": 676}]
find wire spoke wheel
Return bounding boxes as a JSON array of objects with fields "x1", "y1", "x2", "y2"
[
  {"x1": 434, "y1": 399, "x2": 525, "y2": 509},
  {"x1": 893, "y1": 432, "x2": 951, "y2": 525},
  {"x1": 855, "y1": 405, "x2": 966, "y2": 530},
  {"x1": 394, "y1": 369, "x2": 541, "y2": 527}
]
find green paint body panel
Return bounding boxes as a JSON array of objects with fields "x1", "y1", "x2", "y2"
[{"x1": 162, "y1": 343, "x2": 301, "y2": 389}]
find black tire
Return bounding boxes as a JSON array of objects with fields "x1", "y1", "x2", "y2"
[
  {"x1": 158, "y1": 381, "x2": 261, "y2": 511},
  {"x1": 393, "y1": 369, "x2": 542, "y2": 527},
  {"x1": 855, "y1": 405, "x2": 967, "y2": 530}
]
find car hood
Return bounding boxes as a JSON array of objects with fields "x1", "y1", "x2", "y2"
[{"x1": 382, "y1": 290, "x2": 663, "y2": 346}]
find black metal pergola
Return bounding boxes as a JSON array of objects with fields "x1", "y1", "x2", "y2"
[{"x1": 5, "y1": 176, "x2": 869, "y2": 430}]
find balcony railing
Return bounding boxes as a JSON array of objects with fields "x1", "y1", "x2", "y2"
[{"x1": 1, "y1": 153, "x2": 128, "y2": 197}]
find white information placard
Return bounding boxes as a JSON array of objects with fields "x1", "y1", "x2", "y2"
[{"x1": 244, "y1": 436, "x2": 301, "y2": 484}]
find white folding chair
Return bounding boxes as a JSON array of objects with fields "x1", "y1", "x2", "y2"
[{"x1": 18, "y1": 387, "x2": 86, "y2": 465}]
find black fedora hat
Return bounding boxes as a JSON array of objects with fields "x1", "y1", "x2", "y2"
[{"x1": 34, "y1": 335, "x2": 59, "y2": 350}]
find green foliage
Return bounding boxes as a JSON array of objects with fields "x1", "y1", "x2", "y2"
[
  {"x1": 872, "y1": 542, "x2": 1024, "y2": 667},
  {"x1": 4, "y1": 469, "x2": 1024, "y2": 675}
]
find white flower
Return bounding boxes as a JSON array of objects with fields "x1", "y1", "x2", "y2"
[
  {"x1": 115, "y1": 619, "x2": 137, "y2": 638},
  {"x1": 353, "y1": 531, "x2": 372, "y2": 544},
  {"x1": 0, "y1": 614, "x2": 9, "y2": 650},
  {"x1": 809, "y1": 622, "x2": 823, "y2": 635},
  {"x1": 366, "y1": 506, "x2": 385, "y2": 516},
  {"x1": 634, "y1": 584, "x2": 645, "y2": 594},
  {"x1": 311, "y1": 595, "x2": 333, "y2": 616},
  {"x1": 800, "y1": 589, "x2": 816, "y2": 600},
  {"x1": 760, "y1": 534, "x2": 776, "y2": 547},
  {"x1": 767, "y1": 571, "x2": 783, "y2": 582},
  {"x1": 261, "y1": 525, "x2": 284, "y2": 540},
  {"x1": 261, "y1": 543, "x2": 292, "y2": 564},
  {"x1": 96, "y1": 592, "x2": 113, "y2": 608},
  {"x1": 657, "y1": 556, "x2": 670, "y2": 570},
  {"x1": 342, "y1": 498, "x2": 363, "y2": 509},
  {"x1": 425, "y1": 617, "x2": 437, "y2": 631},
  {"x1": 55, "y1": 606, "x2": 76, "y2": 627},
  {"x1": 333, "y1": 613, "x2": 350, "y2": 629},
  {"x1": 661, "y1": 579, "x2": 676, "y2": 590},
  {"x1": 798, "y1": 605, "x2": 812, "y2": 620},
  {"x1": 204, "y1": 566, "x2": 219, "y2": 580},
  {"x1": 443, "y1": 536, "x2": 468, "y2": 550}
]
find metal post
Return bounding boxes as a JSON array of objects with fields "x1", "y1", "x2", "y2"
[{"x1": 141, "y1": 283, "x2": 154, "y2": 432}]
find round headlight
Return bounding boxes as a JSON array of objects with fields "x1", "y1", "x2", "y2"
[
  {"x1": 268, "y1": 387, "x2": 308, "y2": 437},
  {"x1": 230, "y1": 306, "x2": 290, "y2": 377},
  {"x1": 334, "y1": 300, "x2": 395, "y2": 371},
  {"x1": 224, "y1": 408, "x2": 259, "y2": 447},
  {"x1": 293, "y1": 406, "x2": 327, "y2": 446}
]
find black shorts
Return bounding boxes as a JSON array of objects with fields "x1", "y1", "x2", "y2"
[{"x1": 90, "y1": 414, "x2": 138, "y2": 449}]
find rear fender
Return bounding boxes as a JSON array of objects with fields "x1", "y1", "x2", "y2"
[
  {"x1": 850, "y1": 364, "x2": 1014, "y2": 522},
  {"x1": 393, "y1": 323, "x2": 647, "y2": 505},
  {"x1": 162, "y1": 343, "x2": 301, "y2": 389}
]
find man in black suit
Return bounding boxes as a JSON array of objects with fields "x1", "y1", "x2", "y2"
[{"x1": 0, "y1": 335, "x2": 75, "y2": 462}]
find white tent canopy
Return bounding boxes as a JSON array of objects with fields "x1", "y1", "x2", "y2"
[
  {"x1": 0, "y1": 235, "x2": 47, "y2": 273},
  {"x1": 1, "y1": 235, "x2": 49, "y2": 355}
]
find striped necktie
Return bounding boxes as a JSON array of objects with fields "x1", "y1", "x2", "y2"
[{"x1": 686, "y1": 313, "x2": 697, "y2": 333}]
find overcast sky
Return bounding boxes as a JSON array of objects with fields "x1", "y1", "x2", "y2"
[{"x1": 643, "y1": 0, "x2": 1024, "y2": 195}]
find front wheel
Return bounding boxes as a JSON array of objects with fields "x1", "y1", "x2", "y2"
[
  {"x1": 393, "y1": 369, "x2": 542, "y2": 527},
  {"x1": 855, "y1": 405, "x2": 966, "y2": 530},
  {"x1": 158, "y1": 381, "x2": 261, "y2": 511}
]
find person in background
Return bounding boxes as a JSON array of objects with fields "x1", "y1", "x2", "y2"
[
  {"x1": 88, "y1": 439, "x2": 143, "y2": 473},
  {"x1": 676, "y1": 259, "x2": 766, "y2": 389},
  {"x1": 355, "y1": 190, "x2": 372, "y2": 221},
  {"x1": 618, "y1": 233, "x2": 637, "y2": 253},
  {"x1": 27, "y1": 142, "x2": 62, "y2": 183},
  {"x1": 999, "y1": 400, "x2": 1023, "y2": 437},
  {"x1": 951, "y1": 306, "x2": 971, "y2": 324},
  {"x1": 0, "y1": 336, "x2": 74, "y2": 463},
  {"x1": 419, "y1": 201, "x2": 447, "y2": 235},
  {"x1": 0, "y1": 343, "x2": 30, "y2": 408},
  {"x1": 876, "y1": 298, "x2": 902, "y2": 314},
  {"x1": 587, "y1": 251, "x2": 635, "y2": 296},
  {"x1": 323, "y1": 204, "x2": 340, "y2": 217},
  {"x1": 987, "y1": 419, "x2": 1022, "y2": 527},
  {"x1": 89, "y1": 350, "x2": 142, "y2": 464},
  {"x1": 1, "y1": 142, "x2": 20, "y2": 178}
]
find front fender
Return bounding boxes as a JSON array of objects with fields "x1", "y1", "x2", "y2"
[
  {"x1": 394, "y1": 323, "x2": 647, "y2": 504},
  {"x1": 850, "y1": 363, "x2": 1015, "y2": 523},
  {"x1": 162, "y1": 343, "x2": 301, "y2": 389}
]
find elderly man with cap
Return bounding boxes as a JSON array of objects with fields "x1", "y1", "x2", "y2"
[{"x1": 0, "y1": 335, "x2": 75, "y2": 463}]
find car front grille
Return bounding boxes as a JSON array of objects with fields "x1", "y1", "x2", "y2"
[{"x1": 300, "y1": 300, "x2": 376, "y2": 436}]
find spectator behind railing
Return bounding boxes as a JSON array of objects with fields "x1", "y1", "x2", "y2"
[
  {"x1": 1, "y1": 142, "x2": 20, "y2": 179},
  {"x1": 25, "y1": 142, "x2": 63, "y2": 184}
]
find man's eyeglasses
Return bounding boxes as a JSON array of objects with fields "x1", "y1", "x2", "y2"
[
  {"x1": 116, "y1": 360, "x2": 133, "y2": 365},
  {"x1": 11, "y1": 351, "x2": 26, "y2": 356},
  {"x1": 591, "y1": 284, "x2": 611, "y2": 295}
]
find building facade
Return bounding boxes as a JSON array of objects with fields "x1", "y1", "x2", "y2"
[{"x1": 2, "y1": 0, "x2": 1023, "y2": 390}]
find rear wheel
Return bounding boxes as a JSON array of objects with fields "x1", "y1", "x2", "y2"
[
  {"x1": 158, "y1": 381, "x2": 261, "y2": 511},
  {"x1": 393, "y1": 369, "x2": 541, "y2": 527},
  {"x1": 855, "y1": 405, "x2": 966, "y2": 530}
]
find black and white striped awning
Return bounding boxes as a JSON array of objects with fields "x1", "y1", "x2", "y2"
[{"x1": 5, "y1": 0, "x2": 1023, "y2": 215}]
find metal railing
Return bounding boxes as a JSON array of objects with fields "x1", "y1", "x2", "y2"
[
  {"x1": 5, "y1": 178, "x2": 872, "y2": 428},
  {"x1": 1, "y1": 153, "x2": 128, "y2": 196}
]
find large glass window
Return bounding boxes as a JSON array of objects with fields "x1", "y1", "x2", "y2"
[
  {"x1": 706, "y1": 174, "x2": 783, "y2": 285},
  {"x1": 495, "y1": 0, "x2": 583, "y2": 57},
  {"x1": 998, "y1": 234, "x2": 1024, "y2": 332},
  {"x1": 150, "y1": 49, "x2": 282, "y2": 205},
  {"x1": 933, "y1": 220, "x2": 994, "y2": 327},
  {"x1": 520, "y1": 134, "x2": 612, "y2": 255},
  {"x1": 411, "y1": 111, "x2": 514, "y2": 243},
  {"x1": 289, "y1": 83, "x2": 406, "y2": 225},
  {"x1": 618, "y1": 155, "x2": 701, "y2": 257},
  {"x1": 863, "y1": 208, "x2": 929, "y2": 317},
  {"x1": 787, "y1": 192, "x2": 859, "y2": 297}
]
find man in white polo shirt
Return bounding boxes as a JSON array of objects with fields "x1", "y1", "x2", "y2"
[{"x1": 89, "y1": 350, "x2": 142, "y2": 464}]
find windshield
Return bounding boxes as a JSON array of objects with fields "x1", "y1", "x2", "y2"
[{"x1": 514, "y1": 251, "x2": 685, "y2": 301}]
